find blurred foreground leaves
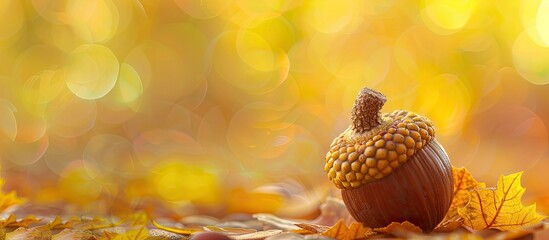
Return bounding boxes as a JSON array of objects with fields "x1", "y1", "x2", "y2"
[{"x1": 0, "y1": 167, "x2": 546, "y2": 239}]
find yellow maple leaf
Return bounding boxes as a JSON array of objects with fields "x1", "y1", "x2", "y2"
[
  {"x1": 443, "y1": 167, "x2": 486, "y2": 222},
  {"x1": 322, "y1": 219, "x2": 374, "y2": 240},
  {"x1": 458, "y1": 172, "x2": 546, "y2": 231}
]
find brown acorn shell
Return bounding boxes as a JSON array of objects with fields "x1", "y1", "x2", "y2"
[{"x1": 341, "y1": 138, "x2": 453, "y2": 232}]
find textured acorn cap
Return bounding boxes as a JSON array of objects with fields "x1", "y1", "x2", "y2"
[{"x1": 324, "y1": 89, "x2": 436, "y2": 189}]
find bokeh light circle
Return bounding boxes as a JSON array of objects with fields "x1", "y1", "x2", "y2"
[
  {"x1": 66, "y1": 44, "x2": 120, "y2": 99},
  {"x1": 306, "y1": 0, "x2": 366, "y2": 34},
  {"x1": 15, "y1": 111, "x2": 47, "y2": 144},
  {"x1": 536, "y1": 0, "x2": 549, "y2": 46},
  {"x1": 0, "y1": 0, "x2": 25, "y2": 49},
  {"x1": 174, "y1": 0, "x2": 231, "y2": 19},
  {"x1": 0, "y1": 99, "x2": 17, "y2": 142},
  {"x1": 413, "y1": 74, "x2": 472, "y2": 140},
  {"x1": 512, "y1": 30, "x2": 549, "y2": 85},
  {"x1": 116, "y1": 63, "x2": 143, "y2": 103},
  {"x1": 4, "y1": 135, "x2": 49, "y2": 166},
  {"x1": 66, "y1": 0, "x2": 119, "y2": 43},
  {"x1": 211, "y1": 31, "x2": 290, "y2": 94},
  {"x1": 421, "y1": 0, "x2": 477, "y2": 35}
]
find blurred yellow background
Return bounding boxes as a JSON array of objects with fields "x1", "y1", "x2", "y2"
[{"x1": 0, "y1": 0, "x2": 548, "y2": 217}]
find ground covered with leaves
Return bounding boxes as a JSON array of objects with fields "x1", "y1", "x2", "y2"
[{"x1": 0, "y1": 167, "x2": 547, "y2": 239}]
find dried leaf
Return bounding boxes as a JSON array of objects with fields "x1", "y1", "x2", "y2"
[
  {"x1": 148, "y1": 229, "x2": 186, "y2": 239},
  {"x1": 433, "y1": 218, "x2": 464, "y2": 232},
  {"x1": 288, "y1": 229, "x2": 315, "y2": 235},
  {"x1": 100, "y1": 230, "x2": 120, "y2": 240},
  {"x1": 437, "y1": 232, "x2": 483, "y2": 240},
  {"x1": 458, "y1": 172, "x2": 546, "y2": 231},
  {"x1": 253, "y1": 213, "x2": 299, "y2": 230},
  {"x1": 230, "y1": 229, "x2": 283, "y2": 240},
  {"x1": 263, "y1": 232, "x2": 306, "y2": 240},
  {"x1": 52, "y1": 229, "x2": 93, "y2": 240},
  {"x1": 203, "y1": 225, "x2": 257, "y2": 235},
  {"x1": 346, "y1": 222, "x2": 374, "y2": 239},
  {"x1": 5, "y1": 227, "x2": 51, "y2": 240},
  {"x1": 0, "y1": 214, "x2": 41, "y2": 228},
  {"x1": 294, "y1": 223, "x2": 330, "y2": 234},
  {"x1": 444, "y1": 167, "x2": 486, "y2": 221},
  {"x1": 374, "y1": 221, "x2": 423, "y2": 234},
  {"x1": 321, "y1": 219, "x2": 348, "y2": 239},
  {"x1": 48, "y1": 216, "x2": 82, "y2": 229},
  {"x1": 112, "y1": 227, "x2": 149, "y2": 240},
  {"x1": 321, "y1": 219, "x2": 373, "y2": 240},
  {"x1": 77, "y1": 216, "x2": 122, "y2": 231},
  {"x1": 151, "y1": 219, "x2": 201, "y2": 235}
]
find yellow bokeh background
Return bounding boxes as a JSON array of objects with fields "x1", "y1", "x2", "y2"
[{"x1": 1, "y1": 0, "x2": 549, "y2": 217}]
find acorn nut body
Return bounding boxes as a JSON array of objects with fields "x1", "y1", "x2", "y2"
[{"x1": 324, "y1": 87, "x2": 453, "y2": 232}]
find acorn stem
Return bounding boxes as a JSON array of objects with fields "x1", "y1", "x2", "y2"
[{"x1": 351, "y1": 87, "x2": 387, "y2": 133}]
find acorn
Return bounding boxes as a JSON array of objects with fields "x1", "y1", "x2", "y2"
[{"x1": 324, "y1": 87, "x2": 453, "y2": 232}]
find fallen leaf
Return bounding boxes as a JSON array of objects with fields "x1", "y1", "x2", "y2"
[
  {"x1": 77, "y1": 216, "x2": 122, "y2": 231},
  {"x1": 5, "y1": 227, "x2": 50, "y2": 240},
  {"x1": 482, "y1": 220, "x2": 547, "y2": 240},
  {"x1": 374, "y1": 221, "x2": 423, "y2": 234},
  {"x1": 93, "y1": 226, "x2": 126, "y2": 237},
  {"x1": 321, "y1": 219, "x2": 348, "y2": 239},
  {"x1": 321, "y1": 219, "x2": 374, "y2": 240},
  {"x1": 433, "y1": 218, "x2": 464, "y2": 232},
  {"x1": 203, "y1": 225, "x2": 257, "y2": 235},
  {"x1": 264, "y1": 232, "x2": 306, "y2": 240},
  {"x1": 289, "y1": 228, "x2": 315, "y2": 235},
  {"x1": 458, "y1": 172, "x2": 546, "y2": 231},
  {"x1": 112, "y1": 227, "x2": 149, "y2": 240},
  {"x1": 0, "y1": 214, "x2": 41, "y2": 228},
  {"x1": 443, "y1": 167, "x2": 486, "y2": 222},
  {"x1": 346, "y1": 222, "x2": 374, "y2": 239},
  {"x1": 230, "y1": 229, "x2": 283, "y2": 240},
  {"x1": 294, "y1": 222, "x2": 330, "y2": 234},
  {"x1": 99, "y1": 230, "x2": 120, "y2": 240},
  {"x1": 44, "y1": 216, "x2": 82, "y2": 230},
  {"x1": 148, "y1": 229, "x2": 186, "y2": 239},
  {"x1": 253, "y1": 213, "x2": 300, "y2": 230},
  {"x1": 52, "y1": 229, "x2": 93, "y2": 240},
  {"x1": 151, "y1": 219, "x2": 201, "y2": 235},
  {"x1": 436, "y1": 232, "x2": 483, "y2": 240}
]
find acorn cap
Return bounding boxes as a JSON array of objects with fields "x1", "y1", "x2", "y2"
[{"x1": 324, "y1": 88, "x2": 436, "y2": 189}]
